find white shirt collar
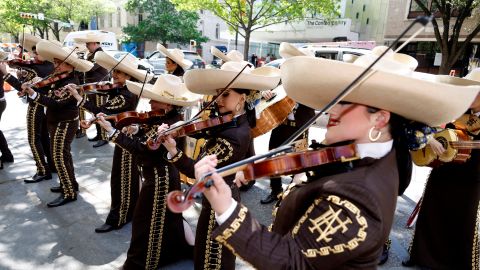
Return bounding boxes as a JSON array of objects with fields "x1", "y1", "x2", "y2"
[{"x1": 355, "y1": 140, "x2": 393, "y2": 159}]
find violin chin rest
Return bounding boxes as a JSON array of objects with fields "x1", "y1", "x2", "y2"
[{"x1": 167, "y1": 191, "x2": 191, "y2": 213}]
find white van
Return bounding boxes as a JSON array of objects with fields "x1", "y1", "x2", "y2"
[{"x1": 63, "y1": 30, "x2": 118, "y2": 51}]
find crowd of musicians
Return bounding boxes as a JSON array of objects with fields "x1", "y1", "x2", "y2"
[{"x1": 0, "y1": 31, "x2": 480, "y2": 269}]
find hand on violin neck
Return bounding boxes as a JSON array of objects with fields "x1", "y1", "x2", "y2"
[
  {"x1": 65, "y1": 84, "x2": 81, "y2": 101},
  {"x1": 122, "y1": 124, "x2": 139, "y2": 135},
  {"x1": 96, "y1": 113, "x2": 114, "y2": 132},
  {"x1": 195, "y1": 155, "x2": 233, "y2": 215},
  {"x1": 157, "y1": 123, "x2": 177, "y2": 153},
  {"x1": 80, "y1": 120, "x2": 92, "y2": 129},
  {"x1": 20, "y1": 84, "x2": 34, "y2": 96}
]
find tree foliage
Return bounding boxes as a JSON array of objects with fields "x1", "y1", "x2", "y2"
[
  {"x1": 123, "y1": 0, "x2": 207, "y2": 46},
  {"x1": 171, "y1": 0, "x2": 340, "y2": 59},
  {"x1": 414, "y1": 0, "x2": 480, "y2": 74},
  {"x1": 0, "y1": 0, "x2": 115, "y2": 41}
]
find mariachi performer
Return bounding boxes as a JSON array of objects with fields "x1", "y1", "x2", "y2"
[
  {"x1": 1, "y1": 34, "x2": 55, "y2": 181},
  {"x1": 73, "y1": 32, "x2": 109, "y2": 145},
  {"x1": 192, "y1": 48, "x2": 480, "y2": 269},
  {"x1": 403, "y1": 68, "x2": 480, "y2": 269},
  {"x1": 0, "y1": 52, "x2": 14, "y2": 168},
  {"x1": 96, "y1": 75, "x2": 199, "y2": 269},
  {"x1": 66, "y1": 52, "x2": 150, "y2": 232},
  {"x1": 21, "y1": 40, "x2": 93, "y2": 207},
  {"x1": 157, "y1": 44, "x2": 192, "y2": 78},
  {"x1": 159, "y1": 61, "x2": 281, "y2": 270}
]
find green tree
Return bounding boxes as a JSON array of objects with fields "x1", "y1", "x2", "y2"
[
  {"x1": 414, "y1": 0, "x2": 480, "y2": 74},
  {"x1": 171, "y1": 0, "x2": 340, "y2": 60},
  {"x1": 0, "y1": 0, "x2": 115, "y2": 41},
  {"x1": 123, "y1": 0, "x2": 207, "y2": 47}
]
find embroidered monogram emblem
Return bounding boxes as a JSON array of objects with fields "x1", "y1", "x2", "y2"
[
  {"x1": 206, "y1": 138, "x2": 233, "y2": 163},
  {"x1": 308, "y1": 206, "x2": 352, "y2": 243}
]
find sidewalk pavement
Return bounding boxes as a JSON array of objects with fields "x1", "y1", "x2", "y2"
[{"x1": 0, "y1": 91, "x2": 424, "y2": 269}]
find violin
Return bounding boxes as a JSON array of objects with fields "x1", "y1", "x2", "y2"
[
  {"x1": 146, "y1": 114, "x2": 234, "y2": 150},
  {"x1": 8, "y1": 58, "x2": 44, "y2": 67},
  {"x1": 32, "y1": 72, "x2": 71, "y2": 88},
  {"x1": 74, "y1": 82, "x2": 123, "y2": 93},
  {"x1": 166, "y1": 144, "x2": 359, "y2": 213},
  {"x1": 83, "y1": 110, "x2": 166, "y2": 129}
]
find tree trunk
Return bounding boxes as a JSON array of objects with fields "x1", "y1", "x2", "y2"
[
  {"x1": 243, "y1": 30, "x2": 251, "y2": 62},
  {"x1": 439, "y1": 52, "x2": 454, "y2": 75}
]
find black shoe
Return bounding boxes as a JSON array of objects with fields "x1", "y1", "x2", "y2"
[
  {"x1": 95, "y1": 223, "x2": 119, "y2": 233},
  {"x1": 24, "y1": 173, "x2": 52, "y2": 183},
  {"x1": 260, "y1": 193, "x2": 280, "y2": 204},
  {"x1": 93, "y1": 140, "x2": 108, "y2": 148},
  {"x1": 51, "y1": 186, "x2": 78, "y2": 193},
  {"x1": 402, "y1": 258, "x2": 416, "y2": 267},
  {"x1": 378, "y1": 241, "x2": 390, "y2": 265},
  {"x1": 239, "y1": 180, "x2": 256, "y2": 191},
  {"x1": 1, "y1": 155, "x2": 14, "y2": 163},
  {"x1": 76, "y1": 132, "x2": 86, "y2": 139},
  {"x1": 47, "y1": 195, "x2": 77, "y2": 207},
  {"x1": 88, "y1": 135, "x2": 100, "y2": 142}
]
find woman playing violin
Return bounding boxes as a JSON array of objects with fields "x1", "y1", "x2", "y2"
[
  {"x1": 192, "y1": 50, "x2": 480, "y2": 269},
  {"x1": 21, "y1": 40, "x2": 93, "y2": 207},
  {"x1": 95, "y1": 75, "x2": 198, "y2": 269},
  {"x1": 159, "y1": 61, "x2": 281, "y2": 270},
  {"x1": 0, "y1": 42, "x2": 55, "y2": 179},
  {"x1": 66, "y1": 51, "x2": 149, "y2": 233}
]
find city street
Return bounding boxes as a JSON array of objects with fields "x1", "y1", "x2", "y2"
[{"x1": 0, "y1": 90, "x2": 427, "y2": 269}]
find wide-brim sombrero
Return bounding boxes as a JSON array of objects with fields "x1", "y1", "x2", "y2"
[
  {"x1": 279, "y1": 42, "x2": 314, "y2": 59},
  {"x1": 36, "y1": 41, "x2": 93, "y2": 72},
  {"x1": 73, "y1": 32, "x2": 106, "y2": 43},
  {"x1": 184, "y1": 61, "x2": 281, "y2": 95},
  {"x1": 211, "y1": 47, "x2": 244, "y2": 62},
  {"x1": 94, "y1": 51, "x2": 153, "y2": 82},
  {"x1": 157, "y1": 43, "x2": 193, "y2": 71},
  {"x1": 281, "y1": 56, "x2": 480, "y2": 126},
  {"x1": 126, "y1": 74, "x2": 200, "y2": 106},
  {"x1": 19, "y1": 33, "x2": 42, "y2": 52},
  {"x1": 465, "y1": 68, "x2": 480, "y2": 82}
]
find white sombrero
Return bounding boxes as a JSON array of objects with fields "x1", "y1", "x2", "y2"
[
  {"x1": 73, "y1": 32, "x2": 106, "y2": 43},
  {"x1": 465, "y1": 68, "x2": 480, "y2": 82},
  {"x1": 184, "y1": 61, "x2": 281, "y2": 95},
  {"x1": 211, "y1": 47, "x2": 244, "y2": 62},
  {"x1": 157, "y1": 43, "x2": 193, "y2": 71},
  {"x1": 94, "y1": 51, "x2": 153, "y2": 82},
  {"x1": 19, "y1": 33, "x2": 42, "y2": 52},
  {"x1": 281, "y1": 46, "x2": 480, "y2": 126},
  {"x1": 126, "y1": 75, "x2": 200, "y2": 106},
  {"x1": 36, "y1": 40, "x2": 93, "y2": 72},
  {"x1": 279, "y1": 42, "x2": 314, "y2": 59},
  {"x1": 0, "y1": 51, "x2": 8, "y2": 61}
]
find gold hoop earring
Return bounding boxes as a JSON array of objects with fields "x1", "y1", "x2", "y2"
[
  {"x1": 368, "y1": 127, "x2": 382, "y2": 142},
  {"x1": 235, "y1": 103, "x2": 241, "y2": 112}
]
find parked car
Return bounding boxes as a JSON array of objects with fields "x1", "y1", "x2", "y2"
[
  {"x1": 144, "y1": 50, "x2": 206, "y2": 72},
  {"x1": 183, "y1": 51, "x2": 206, "y2": 69},
  {"x1": 104, "y1": 50, "x2": 155, "y2": 74}
]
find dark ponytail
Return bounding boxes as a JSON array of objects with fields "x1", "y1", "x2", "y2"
[
  {"x1": 231, "y1": 88, "x2": 257, "y2": 128},
  {"x1": 389, "y1": 113, "x2": 412, "y2": 195}
]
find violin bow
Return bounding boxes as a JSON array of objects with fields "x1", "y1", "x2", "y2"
[{"x1": 279, "y1": 15, "x2": 433, "y2": 148}]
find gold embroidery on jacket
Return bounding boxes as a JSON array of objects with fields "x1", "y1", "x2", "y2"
[
  {"x1": 472, "y1": 200, "x2": 480, "y2": 269},
  {"x1": 204, "y1": 209, "x2": 222, "y2": 270},
  {"x1": 105, "y1": 95, "x2": 126, "y2": 110},
  {"x1": 292, "y1": 195, "x2": 368, "y2": 257},
  {"x1": 145, "y1": 166, "x2": 169, "y2": 270},
  {"x1": 206, "y1": 138, "x2": 233, "y2": 164}
]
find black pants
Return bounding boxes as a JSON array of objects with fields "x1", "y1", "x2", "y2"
[
  {"x1": 48, "y1": 120, "x2": 78, "y2": 199},
  {"x1": 0, "y1": 100, "x2": 12, "y2": 160},
  {"x1": 105, "y1": 145, "x2": 139, "y2": 227},
  {"x1": 27, "y1": 103, "x2": 53, "y2": 175}
]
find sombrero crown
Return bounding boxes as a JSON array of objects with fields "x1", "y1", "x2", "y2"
[
  {"x1": 279, "y1": 42, "x2": 314, "y2": 59},
  {"x1": 19, "y1": 33, "x2": 42, "y2": 52},
  {"x1": 281, "y1": 46, "x2": 480, "y2": 126},
  {"x1": 94, "y1": 51, "x2": 153, "y2": 82},
  {"x1": 36, "y1": 40, "x2": 93, "y2": 72},
  {"x1": 73, "y1": 32, "x2": 106, "y2": 43},
  {"x1": 211, "y1": 47, "x2": 244, "y2": 63},
  {"x1": 184, "y1": 61, "x2": 281, "y2": 95},
  {"x1": 126, "y1": 74, "x2": 200, "y2": 106}
]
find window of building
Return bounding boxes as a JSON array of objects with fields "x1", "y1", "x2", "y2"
[
  {"x1": 366, "y1": 18, "x2": 369, "y2": 24},
  {"x1": 199, "y1": 20, "x2": 204, "y2": 36},
  {"x1": 138, "y1": 13, "x2": 143, "y2": 23},
  {"x1": 356, "y1": 12, "x2": 359, "y2": 19},
  {"x1": 215, "y1": 23, "x2": 220, "y2": 39},
  {"x1": 109, "y1": 13, "x2": 113, "y2": 27},
  {"x1": 117, "y1": 7, "x2": 121, "y2": 27},
  {"x1": 363, "y1": 4, "x2": 366, "y2": 11},
  {"x1": 407, "y1": 0, "x2": 462, "y2": 18},
  {"x1": 98, "y1": 15, "x2": 103, "y2": 28},
  {"x1": 351, "y1": 0, "x2": 354, "y2": 3}
]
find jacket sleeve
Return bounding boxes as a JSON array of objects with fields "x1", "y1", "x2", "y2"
[
  {"x1": 33, "y1": 91, "x2": 77, "y2": 110},
  {"x1": 110, "y1": 129, "x2": 154, "y2": 156},
  {"x1": 3, "y1": 74, "x2": 22, "y2": 91},
  {"x1": 80, "y1": 94, "x2": 101, "y2": 115},
  {"x1": 212, "y1": 193, "x2": 379, "y2": 270}
]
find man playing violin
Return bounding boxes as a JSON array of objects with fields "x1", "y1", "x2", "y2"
[
  {"x1": 66, "y1": 51, "x2": 149, "y2": 232},
  {"x1": 0, "y1": 52, "x2": 14, "y2": 168},
  {"x1": 191, "y1": 49, "x2": 480, "y2": 269},
  {"x1": 21, "y1": 40, "x2": 93, "y2": 207},
  {"x1": 0, "y1": 40, "x2": 56, "y2": 182},
  {"x1": 95, "y1": 74, "x2": 198, "y2": 269},
  {"x1": 73, "y1": 32, "x2": 109, "y2": 144}
]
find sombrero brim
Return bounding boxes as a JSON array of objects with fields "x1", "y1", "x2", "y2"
[
  {"x1": 126, "y1": 81, "x2": 199, "y2": 107},
  {"x1": 73, "y1": 35, "x2": 105, "y2": 43},
  {"x1": 211, "y1": 47, "x2": 228, "y2": 62},
  {"x1": 36, "y1": 41, "x2": 93, "y2": 72},
  {"x1": 184, "y1": 68, "x2": 281, "y2": 95},
  {"x1": 95, "y1": 52, "x2": 153, "y2": 82},
  {"x1": 0, "y1": 51, "x2": 8, "y2": 61},
  {"x1": 281, "y1": 56, "x2": 480, "y2": 126}
]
